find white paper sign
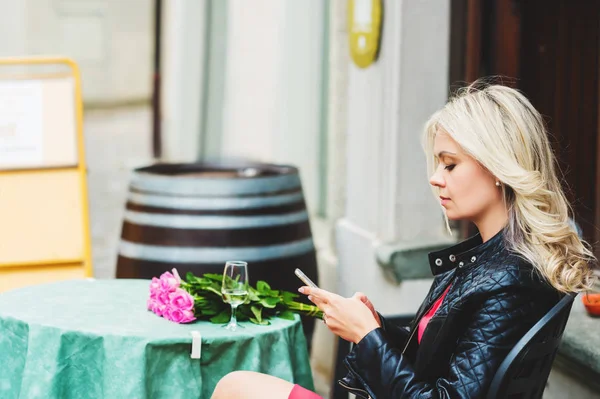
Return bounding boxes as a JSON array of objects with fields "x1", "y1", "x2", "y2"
[{"x1": 0, "y1": 80, "x2": 44, "y2": 168}]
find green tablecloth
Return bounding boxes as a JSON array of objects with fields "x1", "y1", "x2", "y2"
[{"x1": 0, "y1": 279, "x2": 314, "y2": 399}]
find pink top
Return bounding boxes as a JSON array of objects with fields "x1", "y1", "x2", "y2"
[
  {"x1": 288, "y1": 384, "x2": 323, "y2": 399},
  {"x1": 418, "y1": 285, "x2": 451, "y2": 344}
]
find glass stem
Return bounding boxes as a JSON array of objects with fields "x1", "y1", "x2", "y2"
[{"x1": 231, "y1": 304, "x2": 238, "y2": 325}]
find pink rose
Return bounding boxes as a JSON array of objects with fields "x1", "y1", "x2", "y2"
[
  {"x1": 148, "y1": 298, "x2": 166, "y2": 317},
  {"x1": 154, "y1": 302, "x2": 166, "y2": 317},
  {"x1": 164, "y1": 306, "x2": 196, "y2": 324},
  {"x1": 149, "y1": 277, "x2": 161, "y2": 299},
  {"x1": 157, "y1": 291, "x2": 171, "y2": 306},
  {"x1": 159, "y1": 271, "x2": 180, "y2": 292},
  {"x1": 180, "y1": 309, "x2": 196, "y2": 323},
  {"x1": 147, "y1": 297, "x2": 153, "y2": 310},
  {"x1": 169, "y1": 288, "x2": 195, "y2": 311}
]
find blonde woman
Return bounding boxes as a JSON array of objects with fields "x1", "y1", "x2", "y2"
[{"x1": 211, "y1": 80, "x2": 597, "y2": 399}]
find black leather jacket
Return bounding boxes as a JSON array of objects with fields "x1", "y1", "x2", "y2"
[{"x1": 340, "y1": 229, "x2": 561, "y2": 399}]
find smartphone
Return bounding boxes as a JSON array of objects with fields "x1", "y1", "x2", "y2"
[{"x1": 295, "y1": 268, "x2": 318, "y2": 288}]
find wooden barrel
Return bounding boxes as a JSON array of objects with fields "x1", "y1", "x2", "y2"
[{"x1": 116, "y1": 162, "x2": 319, "y2": 341}]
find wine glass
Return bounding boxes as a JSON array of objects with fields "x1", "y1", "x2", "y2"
[{"x1": 221, "y1": 261, "x2": 249, "y2": 331}]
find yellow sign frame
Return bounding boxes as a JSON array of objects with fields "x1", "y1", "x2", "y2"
[{"x1": 0, "y1": 57, "x2": 93, "y2": 290}]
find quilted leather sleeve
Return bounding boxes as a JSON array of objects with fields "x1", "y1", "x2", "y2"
[
  {"x1": 378, "y1": 312, "x2": 411, "y2": 349},
  {"x1": 345, "y1": 288, "x2": 542, "y2": 399}
]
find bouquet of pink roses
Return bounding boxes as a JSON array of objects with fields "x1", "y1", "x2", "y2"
[
  {"x1": 147, "y1": 268, "x2": 322, "y2": 325},
  {"x1": 147, "y1": 269, "x2": 197, "y2": 323}
]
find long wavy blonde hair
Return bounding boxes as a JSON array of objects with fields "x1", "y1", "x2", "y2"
[{"x1": 423, "y1": 80, "x2": 597, "y2": 293}]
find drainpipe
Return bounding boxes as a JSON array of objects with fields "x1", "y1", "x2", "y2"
[{"x1": 152, "y1": 0, "x2": 163, "y2": 159}]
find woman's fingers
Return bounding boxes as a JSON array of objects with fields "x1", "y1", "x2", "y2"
[
  {"x1": 353, "y1": 292, "x2": 371, "y2": 306},
  {"x1": 300, "y1": 287, "x2": 341, "y2": 317},
  {"x1": 353, "y1": 292, "x2": 376, "y2": 311},
  {"x1": 352, "y1": 292, "x2": 381, "y2": 326},
  {"x1": 307, "y1": 295, "x2": 328, "y2": 308},
  {"x1": 353, "y1": 291, "x2": 366, "y2": 300},
  {"x1": 298, "y1": 286, "x2": 336, "y2": 303}
]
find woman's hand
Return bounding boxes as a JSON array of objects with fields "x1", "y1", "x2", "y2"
[
  {"x1": 354, "y1": 292, "x2": 382, "y2": 327},
  {"x1": 298, "y1": 286, "x2": 381, "y2": 344}
]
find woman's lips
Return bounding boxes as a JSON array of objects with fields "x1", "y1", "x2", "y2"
[{"x1": 440, "y1": 196, "x2": 450, "y2": 205}]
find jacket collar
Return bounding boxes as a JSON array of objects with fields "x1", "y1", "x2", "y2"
[{"x1": 428, "y1": 228, "x2": 506, "y2": 276}]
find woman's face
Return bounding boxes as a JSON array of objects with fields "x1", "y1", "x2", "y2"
[{"x1": 429, "y1": 129, "x2": 504, "y2": 223}]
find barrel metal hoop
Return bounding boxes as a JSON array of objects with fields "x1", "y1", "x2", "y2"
[
  {"x1": 130, "y1": 173, "x2": 302, "y2": 196},
  {"x1": 123, "y1": 210, "x2": 310, "y2": 229},
  {"x1": 126, "y1": 192, "x2": 304, "y2": 210},
  {"x1": 118, "y1": 238, "x2": 315, "y2": 263}
]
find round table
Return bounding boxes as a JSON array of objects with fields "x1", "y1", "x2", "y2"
[{"x1": 0, "y1": 279, "x2": 314, "y2": 399}]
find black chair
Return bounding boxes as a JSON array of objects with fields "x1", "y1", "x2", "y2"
[
  {"x1": 486, "y1": 293, "x2": 576, "y2": 399},
  {"x1": 331, "y1": 294, "x2": 575, "y2": 399}
]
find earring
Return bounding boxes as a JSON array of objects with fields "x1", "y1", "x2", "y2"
[{"x1": 495, "y1": 181, "x2": 501, "y2": 187}]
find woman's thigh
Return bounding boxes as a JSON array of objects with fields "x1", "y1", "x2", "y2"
[{"x1": 211, "y1": 371, "x2": 296, "y2": 399}]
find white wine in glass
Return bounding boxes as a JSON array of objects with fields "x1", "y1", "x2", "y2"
[{"x1": 221, "y1": 261, "x2": 249, "y2": 331}]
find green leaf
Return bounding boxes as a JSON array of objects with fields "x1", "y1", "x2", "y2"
[
  {"x1": 185, "y1": 271, "x2": 198, "y2": 282},
  {"x1": 250, "y1": 305, "x2": 262, "y2": 322},
  {"x1": 247, "y1": 289, "x2": 260, "y2": 301},
  {"x1": 256, "y1": 281, "x2": 271, "y2": 293},
  {"x1": 278, "y1": 310, "x2": 295, "y2": 320},
  {"x1": 282, "y1": 291, "x2": 299, "y2": 302},
  {"x1": 249, "y1": 317, "x2": 270, "y2": 326},
  {"x1": 260, "y1": 297, "x2": 280, "y2": 308},
  {"x1": 204, "y1": 286, "x2": 222, "y2": 297},
  {"x1": 203, "y1": 273, "x2": 224, "y2": 282},
  {"x1": 210, "y1": 309, "x2": 231, "y2": 324}
]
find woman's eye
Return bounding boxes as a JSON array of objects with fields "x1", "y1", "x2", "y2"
[{"x1": 444, "y1": 164, "x2": 456, "y2": 171}]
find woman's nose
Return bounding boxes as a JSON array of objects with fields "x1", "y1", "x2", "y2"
[{"x1": 429, "y1": 169, "x2": 445, "y2": 188}]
